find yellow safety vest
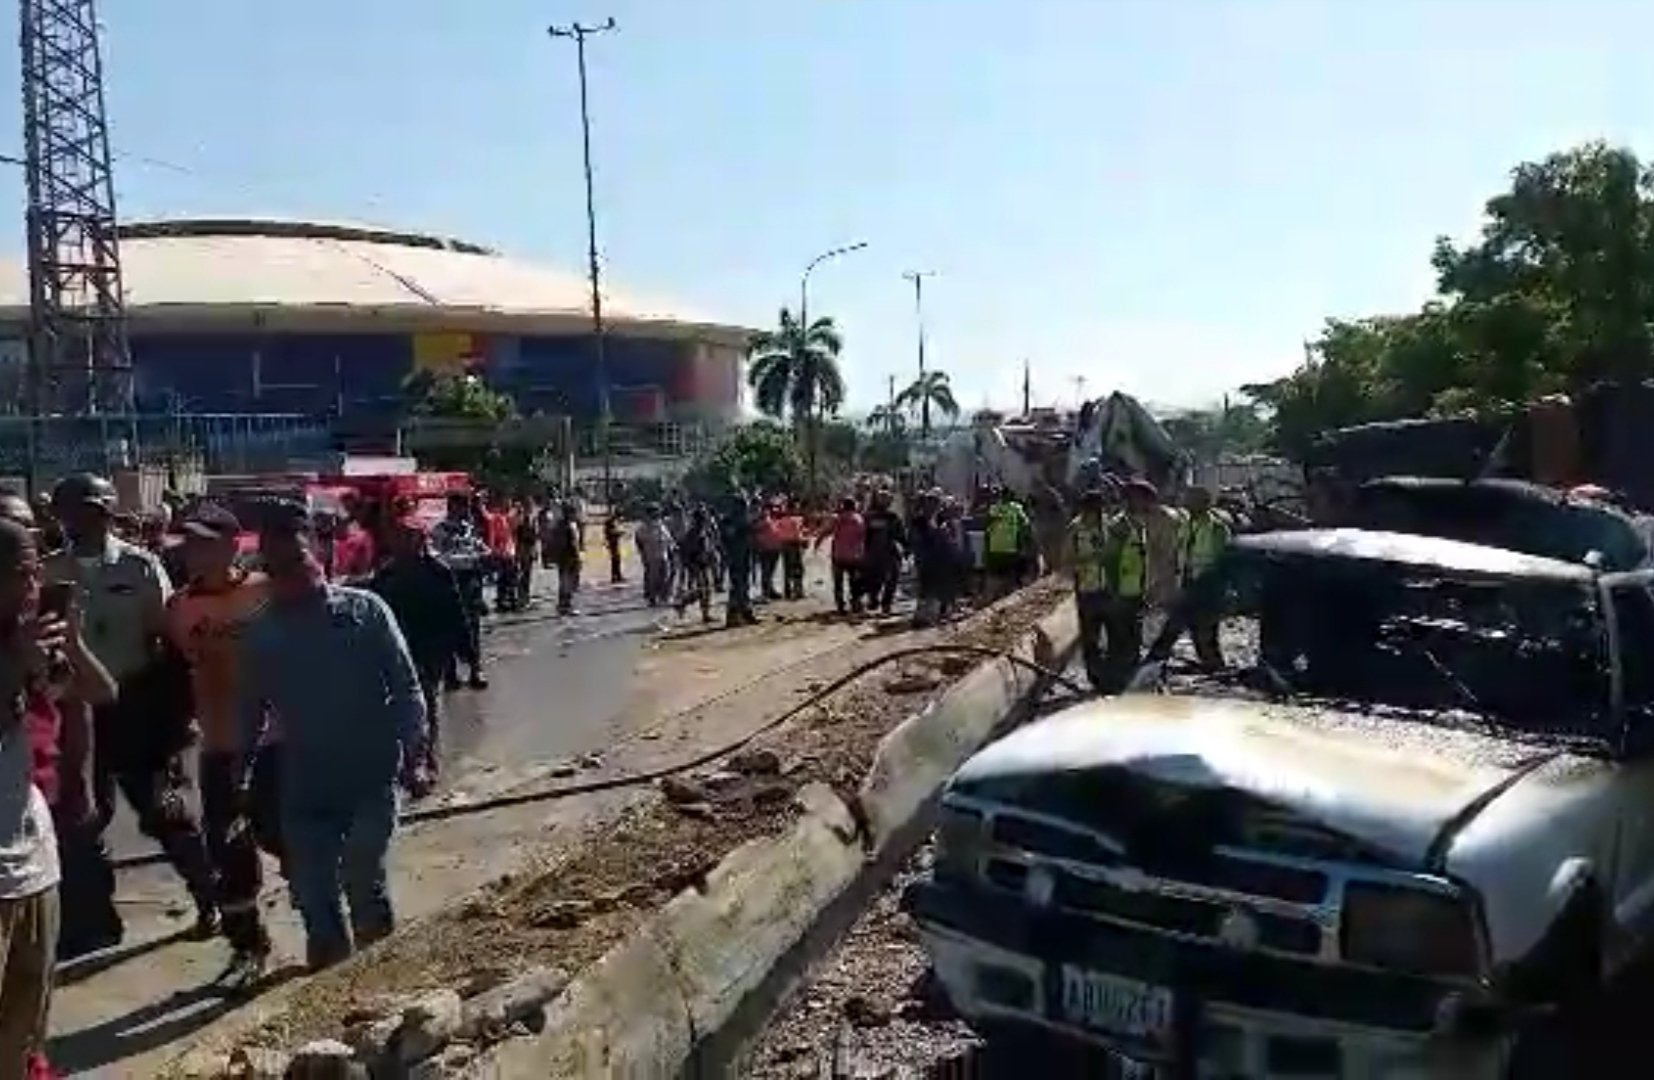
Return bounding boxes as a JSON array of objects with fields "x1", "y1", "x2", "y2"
[
  {"x1": 987, "y1": 503, "x2": 1024, "y2": 556},
  {"x1": 1068, "y1": 516, "x2": 1109, "y2": 594},
  {"x1": 1111, "y1": 520, "x2": 1148, "y2": 599},
  {"x1": 1182, "y1": 513, "x2": 1229, "y2": 580}
]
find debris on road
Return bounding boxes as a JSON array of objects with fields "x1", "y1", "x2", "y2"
[{"x1": 181, "y1": 581, "x2": 1066, "y2": 1076}]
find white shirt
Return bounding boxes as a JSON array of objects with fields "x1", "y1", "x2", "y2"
[{"x1": 0, "y1": 714, "x2": 59, "y2": 901}]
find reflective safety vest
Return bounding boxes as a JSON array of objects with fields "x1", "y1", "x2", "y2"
[
  {"x1": 986, "y1": 503, "x2": 1025, "y2": 556},
  {"x1": 1111, "y1": 519, "x2": 1148, "y2": 599},
  {"x1": 1181, "y1": 512, "x2": 1229, "y2": 581},
  {"x1": 1068, "y1": 516, "x2": 1109, "y2": 594}
]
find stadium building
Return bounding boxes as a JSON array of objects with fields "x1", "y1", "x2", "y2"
[{"x1": 0, "y1": 218, "x2": 751, "y2": 433}]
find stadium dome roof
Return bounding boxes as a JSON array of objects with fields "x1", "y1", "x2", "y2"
[{"x1": 0, "y1": 217, "x2": 748, "y2": 343}]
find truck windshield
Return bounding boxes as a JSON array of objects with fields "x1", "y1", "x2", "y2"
[{"x1": 1200, "y1": 548, "x2": 1611, "y2": 742}]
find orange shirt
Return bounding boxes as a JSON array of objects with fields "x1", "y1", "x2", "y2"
[
  {"x1": 485, "y1": 511, "x2": 515, "y2": 559},
  {"x1": 773, "y1": 514, "x2": 805, "y2": 545},
  {"x1": 166, "y1": 571, "x2": 271, "y2": 752}
]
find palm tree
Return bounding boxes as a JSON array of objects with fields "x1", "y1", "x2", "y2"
[
  {"x1": 865, "y1": 404, "x2": 906, "y2": 436},
  {"x1": 746, "y1": 307, "x2": 847, "y2": 491},
  {"x1": 896, "y1": 369, "x2": 960, "y2": 437}
]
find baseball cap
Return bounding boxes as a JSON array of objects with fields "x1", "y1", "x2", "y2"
[
  {"x1": 51, "y1": 473, "x2": 116, "y2": 511},
  {"x1": 180, "y1": 502, "x2": 240, "y2": 541}
]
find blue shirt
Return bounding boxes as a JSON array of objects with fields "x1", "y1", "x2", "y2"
[{"x1": 238, "y1": 584, "x2": 426, "y2": 805}]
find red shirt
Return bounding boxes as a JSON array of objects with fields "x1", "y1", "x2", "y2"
[
  {"x1": 828, "y1": 511, "x2": 866, "y2": 563},
  {"x1": 24, "y1": 690, "x2": 60, "y2": 807},
  {"x1": 485, "y1": 511, "x2": 515, "y2": 559},
  {"x1": 333, "y1": 523, "x2": 377, "y2": 579}
]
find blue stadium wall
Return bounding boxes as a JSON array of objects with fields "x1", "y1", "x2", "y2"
[{"x1": 129, "y1": 331, "x2": 725, "y2": 423}]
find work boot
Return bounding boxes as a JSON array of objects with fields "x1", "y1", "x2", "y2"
[
  {"x1": 467, "y1": 671, "x2": 489, "y2": 691},
  {"x1": 188, "y1": 903, "x2": 221, "y2": 942}
]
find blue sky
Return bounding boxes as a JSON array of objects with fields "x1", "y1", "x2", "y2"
[{"x1": 0, "y1": 0, "x2": 1648, "y2": 412}]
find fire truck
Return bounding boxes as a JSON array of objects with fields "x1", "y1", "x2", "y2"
[{"x1": 200, "y1": 460, "x2": 473, "y2": 555}]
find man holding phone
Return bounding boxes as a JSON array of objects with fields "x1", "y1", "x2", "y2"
[{"x1": 0, "y1": 515, "x2": 118, "y2": 1078}]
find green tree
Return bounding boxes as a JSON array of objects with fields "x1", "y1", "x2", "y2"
[
  {"x1": 402, "y1": 370, "x2": 517, "y2": 422},
  {"x1": 896, "y1": 369, "x2": 960, "y2": 436},
  {"x1": 746, "y1": 307, "x2": 847, "y2": 491},
  {"x1": 1248, "y1": 142, "x2": 1654, "y2": 456},
  {"x1": 683, "y1": 421, "x2": 806, "y2": 500}
]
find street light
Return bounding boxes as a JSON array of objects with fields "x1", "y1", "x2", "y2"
[
  {"x1": 799, "y1": 241, "x2": 868, "y2": 332},
  {"x1": 902, "y1": 269, "x2": 937, "y2": 433},
  {"x1": 548, "y1": 15, "x2": 617, "y2": 502}
]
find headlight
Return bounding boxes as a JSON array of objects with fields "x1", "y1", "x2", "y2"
[
  {"x1": 934, "y1": 805, "x2": 985, "y2": 885},
  {"x1": 1340, "y1": 882, "x2": 1481, "y2": 979}
]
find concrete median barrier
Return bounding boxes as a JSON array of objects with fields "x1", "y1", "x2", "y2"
[
  {"x1": 478, "y1": 927, "x2": 693, "y2": 1080},
  {"x1": 475, "y1": 598, "x2": 1080, "y2": 1078},
  {"x1": 855, "y1": 601, "x2": 1079, "y2": 857}
]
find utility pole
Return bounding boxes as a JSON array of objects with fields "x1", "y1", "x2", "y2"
[
  {"x1": 1022, "y1": 359, "x2": 1031, "y2": 416},
  {"x1": 548, "y1": 15, "x2": 617, "y2": 503},
  {"x1": 901, "y1": 270, "x2": 936, "y2": 434},
  {"x1": 886, "y1": 373, "x2": 897, "y2": 435}
]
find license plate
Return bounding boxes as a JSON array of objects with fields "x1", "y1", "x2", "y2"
[{"x1": 1059, "y1": 965, "x2": 1174, "y2": 1039}]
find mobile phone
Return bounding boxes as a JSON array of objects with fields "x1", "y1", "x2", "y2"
[{"x1": 38, "y1": 581, "x2": 72, "y2": 621}]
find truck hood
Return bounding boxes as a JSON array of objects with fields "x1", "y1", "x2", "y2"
[{"x1": 950, "y1": 693, "x2": 1555, "y2": 867}]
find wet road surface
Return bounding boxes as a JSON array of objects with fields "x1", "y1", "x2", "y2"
[{"x1": 105, "y1": 571, "x2": 663, "y2": 860}]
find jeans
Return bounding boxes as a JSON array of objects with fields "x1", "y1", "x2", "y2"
[
  {"x1": 53, "y1": 811, "x2": 118, "y2": 960},
  {"x1": 283, "y1": 786, "x2": 398, "y2": 969},
  {"x1": 556, "y1": 562, "x2": 581, "y2": 614},
  {"x1": 725, "y1": 554, "x2": 754, "y2": 622},
  {"x1": 1100, "y1": 597, "x2": 1145, "y2": 693},
  {"x1": 91, "y1": 707, "x2": 215, "y2": 919},
  {"x1": 862, "y1": 556, "x2": 898, "y2": 613},
  {"x1": 781, "y1": 543, "x2": 805, "y2": 599},
  {"x1": 1076, "y1": 591, "x2": 1109, "y2": 690},
  {"x1": 198, "y1": 752, "x2": 270, "y2": 954},
  {"x1": 832, "y1": 559, "x2": 862, "y2": 613},
  {"x1": 758, "y1": 550, "x2": 781, "y2": 598}
]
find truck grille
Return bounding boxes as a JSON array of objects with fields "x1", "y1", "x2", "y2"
[
  {"x1": 979, "y1": 809, "x2": 1329, "y2": 958},
  {"x1": 1054, "y1": 872, "x2": 1323, "y2": 955},
  {"x1": 985, "y1": 811, "x2": 1329, "y2": 903}
]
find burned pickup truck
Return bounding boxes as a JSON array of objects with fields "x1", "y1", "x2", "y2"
[{"x1": 907, "y1": 527, "x2": 1654, "y2": 1077}]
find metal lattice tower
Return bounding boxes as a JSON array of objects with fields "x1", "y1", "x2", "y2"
[{"x1": 19, "y1": 0, "x2": 131, "y2": 416}]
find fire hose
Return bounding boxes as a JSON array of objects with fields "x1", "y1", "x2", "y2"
[{"x1": 112, "y1": 642, "x2": 1089, "y2": 872}]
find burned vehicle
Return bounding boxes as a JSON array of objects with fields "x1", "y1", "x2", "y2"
[{"x1": 907, "y1": 527, "x2": 1654, "y2": 1077}]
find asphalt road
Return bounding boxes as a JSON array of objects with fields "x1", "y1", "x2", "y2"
[{"x1": 104, "y1": 566, "x2": 663, "y2": 861}]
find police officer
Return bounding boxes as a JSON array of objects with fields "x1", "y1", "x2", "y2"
[
  {"x1": 984, "y1": 487, "x2": 1034, "y2": 599},
  {"x1": 46, "y1": 474, "x2": 218, "y2": 948},
  {"x1": 1100, "y1": 479, "x2": 1155, "y2": 692},
  {"x1": 1067, "y1": 483, "x2": 1114, "y2": 690},
  {"x1": 1177, "y1": 486, "x2": 1232, "y2": 668}
]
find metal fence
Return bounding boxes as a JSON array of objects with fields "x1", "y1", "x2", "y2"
[{"x1": 0, "y1": 413, "x2": 331, "y2": 484}]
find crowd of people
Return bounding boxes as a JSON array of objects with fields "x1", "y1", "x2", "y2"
[
  {"x1": 0, "y1": 467, "x2": 1062, "y2": 1078},
  {"x1": 0, "y1": 474, "x2": 610, "y2": 1077},
  {"x1": 617, "y1": 481, "x2": 1045, "y2": 631}
]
